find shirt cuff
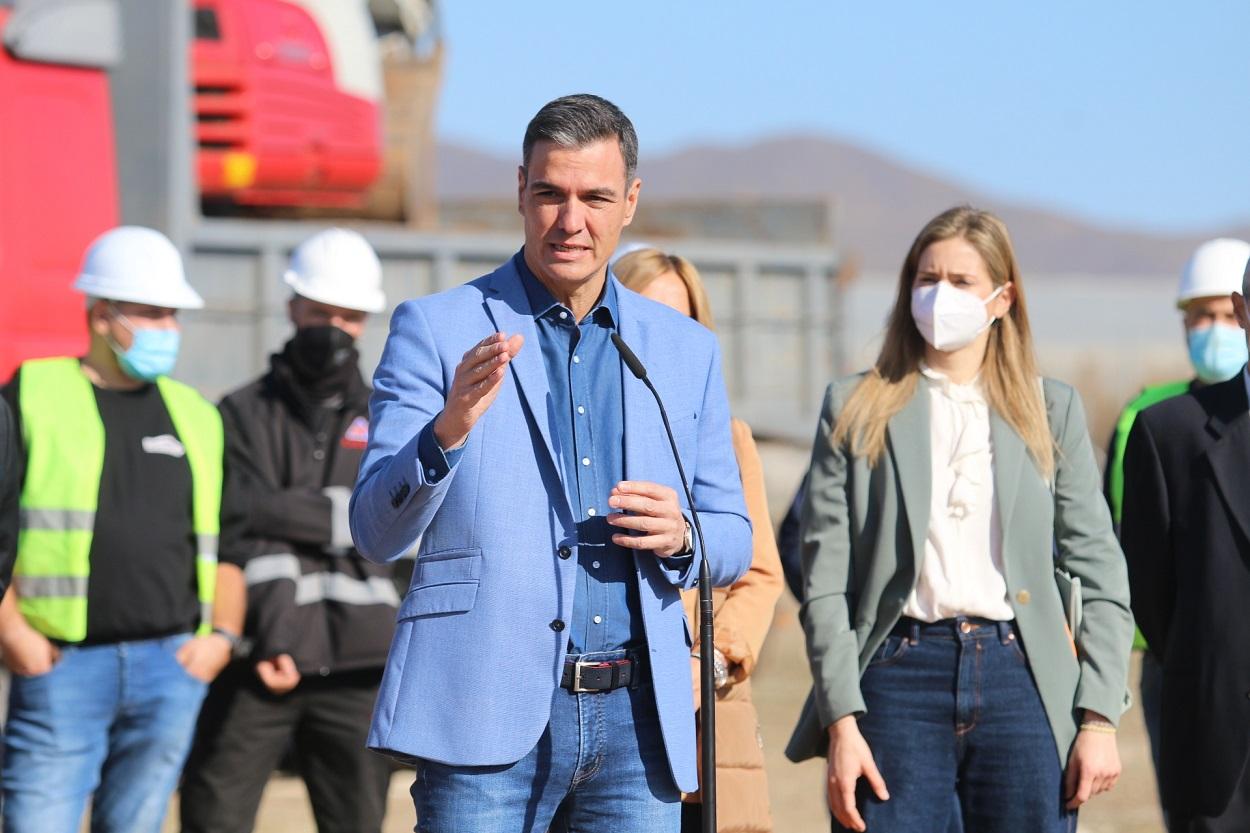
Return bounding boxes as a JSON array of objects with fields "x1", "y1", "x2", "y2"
[{"x1": 417, "y1": 420, "x2": 465, "y2": 484}]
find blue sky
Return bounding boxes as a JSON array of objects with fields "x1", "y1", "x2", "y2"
[{"x1": 437, "y1": 1, "x2": 1250, "y2": 235}]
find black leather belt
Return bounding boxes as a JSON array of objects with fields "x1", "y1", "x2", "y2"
[{"x1": 560, "y1": 651, "x2": 645, "y2": 693}]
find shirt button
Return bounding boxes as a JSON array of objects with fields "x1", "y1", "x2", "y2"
[
  {"x1": 572, "y1": 355, "x2": 581, "y2": 364},
  {"x1": 587, "y1": 507, "x2": 597, "y2": 517},
  {"x1": 577, "y1": 406, "x2": 585, "y2": 415},
  {"x1": 1016, "y1": 589, "x2": 1031, "y2": 605},
  {"x1": 426, "y1": 468, "x2": 437, "y2": 478},
  {"x1": 312, "y1": 449, "x2": 325, "y2": 461},
  {"x1": 559, "y1": 311, "x2": 568, "y2": 320},
  {"x1": 592, "y1": 561, "x2": 600, "y2": 569},
  {"x1": 581, "y1": 457, "x2": 591, "y2": 466},
  {"x1": 557, "y1": 546, "x2": 572, "y2": 560},
  {"x1": 550, "y1": 619, "x2": 565, "y2": 632},
  {"x1": 593, "y1": 615, "x2": 603, "y2": 625},
  {"x1": 318, "y1": 666, "x2": 330, "y2": 677}
]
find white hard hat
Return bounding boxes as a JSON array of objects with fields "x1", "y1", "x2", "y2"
[
  {"x1": 1176, "y1": 238, "x2": 1250, "y2": 308},
  {"x1": 283, "y1": 228, "x2": 386, "y2": 313},
  {"x1": 73, "y1": 226, "x2": 204, "y2": 309}
]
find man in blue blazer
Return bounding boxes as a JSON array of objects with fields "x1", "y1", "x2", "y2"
[{"x1": 350, "y1": 94, "x2": 752, "y2": 831}]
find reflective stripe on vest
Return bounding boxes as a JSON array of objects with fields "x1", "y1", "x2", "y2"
[
  {"x1": 16, "y1": 357, "x2": 223, "y2": 642},
  {"x1": 244, "y1": 553, "x2": 400, "y2": 608}
]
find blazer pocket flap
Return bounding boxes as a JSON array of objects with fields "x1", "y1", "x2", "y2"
[
  {"x1": 398, "y1": 581, "x2": 479, "y2": 619},
  {"x1": 399, "y1": 548, "x2": 483, "y2": 618},
  {"x1": 414, "y1": 547, "x2": 483, "y2": 585}
]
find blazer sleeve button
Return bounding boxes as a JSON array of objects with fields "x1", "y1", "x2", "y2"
[
  {"x1": 1016, "y1": 589, "x2": 1031, "y2": 605},
  {"x1": 550, "y1": 619, "x2": 565, "y2": 632},
  {"x1": 557, "y1": 546, "x2": 572, "y2": 560}
]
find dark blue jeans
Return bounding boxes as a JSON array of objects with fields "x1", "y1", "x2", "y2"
[
  {"x1": 411, "y1": 649, "x2": 681, "y2": 832},
  {"x1": 837, "y1": 617, "x2": 1077, "y2": 833}
]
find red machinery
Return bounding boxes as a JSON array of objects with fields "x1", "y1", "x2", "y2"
[
  {"x1": 0, "y1": 4, "x2": 117, "y2": 379},
  {"x1": 193, "y1": 0, "x2": 384, "y2": 208}
]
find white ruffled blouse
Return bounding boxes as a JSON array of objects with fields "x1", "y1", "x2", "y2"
[{"x1": 901, "y1": 364, "x2": 1013, "y2": 622}]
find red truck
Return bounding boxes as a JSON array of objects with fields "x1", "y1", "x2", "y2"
[
  {"x1": 193, "y1": 0, "x2": 384, "y2": 208},
  {"x1": 0, "y1": 0, "x2": 391, "y2": 379}
]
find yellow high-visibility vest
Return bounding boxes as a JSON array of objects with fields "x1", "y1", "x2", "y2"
[{"x1": 16, "y1": 357, "x2": 221, "y2": 642}]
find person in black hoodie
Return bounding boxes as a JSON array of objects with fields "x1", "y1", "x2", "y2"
[{"x1": 181, "y1": 229, "x2": 398, "y2": 833}]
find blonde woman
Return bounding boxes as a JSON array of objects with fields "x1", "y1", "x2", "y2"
[
  {"x1": 615, "y1": 248, "x2": 784, "y2": 833},
  {"x1": 784, "y1": 207, "x2": 1133, "y2": 833}
]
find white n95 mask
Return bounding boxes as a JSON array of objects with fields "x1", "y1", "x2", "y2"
[{"x1": 911, "y1": 282, "x2": 1004, "y2": 352}]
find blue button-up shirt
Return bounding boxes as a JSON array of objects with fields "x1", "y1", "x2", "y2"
[
  {"x1": 515, "y1": 253, "x2": 645, "y2": 653},
  {"x1": 414, "y1": 252, "x2": 648, "y2": 653}
]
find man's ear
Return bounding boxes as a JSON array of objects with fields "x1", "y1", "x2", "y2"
[
  {"x1": 517, "y1": 166, "x2": 527, "y2": 215},
  {"x1": 87, "y1": 300, "x2": 110, "y2": 336},
  {"x1": 1233, "y1": 291, "x2": 1249, "y2": 331},
  {"x1": 622, "y1": 177, "x2": 642, "y2": 227}
]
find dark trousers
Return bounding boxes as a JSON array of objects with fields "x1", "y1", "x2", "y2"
[
  {"x1": 1168, "y1": 762, "x2": 1250, "y2": 833},
  {"x1": 180, "y1": 663, "x2": 391, "y2": 833}
]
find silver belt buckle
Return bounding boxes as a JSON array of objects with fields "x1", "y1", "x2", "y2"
[{"x1": 572, "y1": 660, "x2": 595, "y2": 693}]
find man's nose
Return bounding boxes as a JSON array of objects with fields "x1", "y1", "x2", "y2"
[{"x1": 557, "y1": 199, "x2": 585, "y2": 233}]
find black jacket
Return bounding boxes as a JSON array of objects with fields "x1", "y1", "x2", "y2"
[
  {"x1": 219, "y1": 352, "x2": 400, "y2": 676},
  {"x1": 0, "y1": 397, "x2": 18, "y2": 603},
  {"x1": 1122, "y1": 373, "x2": 1250, "y2": 819}
]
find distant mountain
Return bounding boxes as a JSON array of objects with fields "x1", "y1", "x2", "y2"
[{"x1": 437, "y1": 135, "x2": 1250, "y2": 276}]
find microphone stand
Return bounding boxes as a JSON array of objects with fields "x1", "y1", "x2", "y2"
[{"x1": 612, "y1": 333, "x2": 717, "y2": 833}]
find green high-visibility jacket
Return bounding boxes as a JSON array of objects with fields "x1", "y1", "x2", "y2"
[
  {"x1": 1105, "y1": 378, "x2": 1192, "y2": 652},
  {"x1": 15, "y1": 357, "x2": 221, "y2": 642},
  {"x1": 1106, "y1": 379, "x2": 1193, "y2": 525}
]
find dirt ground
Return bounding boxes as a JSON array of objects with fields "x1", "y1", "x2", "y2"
[{"x1": 165, "y1": 440, "x2": 1166, "y2": 833}]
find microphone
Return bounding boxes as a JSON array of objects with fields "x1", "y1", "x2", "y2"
[{"x1": 611, "y1": 331, "x2": 718, "y2": 833}]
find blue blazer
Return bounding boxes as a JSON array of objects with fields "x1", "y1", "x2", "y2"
[{"x1": 349, "y1": 259, "x2": 753, "y2": 792}]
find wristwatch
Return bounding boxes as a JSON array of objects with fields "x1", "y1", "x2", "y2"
[
  {"x1": 211, "y1": 626, "x2": 242, "y2": 653},
  {"x1": 679, "y1": 517, "x2": 694, "y2": 556}
]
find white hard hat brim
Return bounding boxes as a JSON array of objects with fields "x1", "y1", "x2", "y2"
[
  {"x1": 283, "y1": 271, "x2": 386, "y2": 314},
  {"x1": 74, "y1": 272, "x2": 205, "y2": 310}
]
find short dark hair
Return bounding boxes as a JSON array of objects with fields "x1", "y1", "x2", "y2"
[{"x1": 522, "y1": 94, "x2": 638, "y2": 183}]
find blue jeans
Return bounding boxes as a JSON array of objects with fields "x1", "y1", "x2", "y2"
[
  {"x1": 838, "y1": 617, "x2": 1077, "y2": 833},
  {"x1": 2, "y1": 633, "x2": 208, "y2": 833},
  {"x1": 411, "y1": 649, "x2": 681, "y2": 832}
]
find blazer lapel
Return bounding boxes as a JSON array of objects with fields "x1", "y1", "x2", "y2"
[
  {"x1": 886, "y1": 384, "x2": 931, "y2": 570},
  {"x1": 482, "y1": 263, "x2": 563, "y2": 494},
  {"x1": 1204, "y1": 378, "x2": 1250, "y2": 545},
  {"x1": 989, "y1": 410, "x2": 1025, "y2": 554}
]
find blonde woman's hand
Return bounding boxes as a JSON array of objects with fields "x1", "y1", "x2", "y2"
[
  {"x1": 826, "y1": 715, "x2": 889, "y2": 832},
  {"x1": 1064, "y1": 712, "x2": 1121, "y2": 809}
]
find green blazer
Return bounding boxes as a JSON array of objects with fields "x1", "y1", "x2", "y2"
[{"x1": 785, "y1": 374, "x2": 1134, "y2": 766}]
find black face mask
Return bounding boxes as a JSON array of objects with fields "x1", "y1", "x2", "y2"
[{"x1": 285, "y1": 325, "x2": 358, "y2": 387}]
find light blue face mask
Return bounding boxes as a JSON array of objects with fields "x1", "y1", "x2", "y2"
[
  {"x1": 110, "y1": 307, "x2": 181, "y2": 381},
  {"x1": 1187, "y1": 323, "x2": 1248, "y2": 384}
]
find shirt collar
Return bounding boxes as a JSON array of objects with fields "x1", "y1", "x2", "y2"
[
  {"x1": 919, "y1": 362, "x2": 984, "y2": 402},
  {"x1": 514, "y1": 250, "x2": 617, "y2": 328}
]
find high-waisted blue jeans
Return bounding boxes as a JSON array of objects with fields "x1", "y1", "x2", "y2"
[{"x1": 837, "y1": 616, "x2": 1077, "y2": 833}]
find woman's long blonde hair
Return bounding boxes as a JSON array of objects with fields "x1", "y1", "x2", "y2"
[
  {"x1": 833, "y1": 206, "x2": 1054, "y2": 478},
  {"x1": 613, "y1": 248, "x2": 716, "y2": 330}
]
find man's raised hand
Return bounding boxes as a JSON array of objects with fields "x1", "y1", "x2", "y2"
[{"x1": 433, "y1": 332, "x2": 524, "y2": 451}]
